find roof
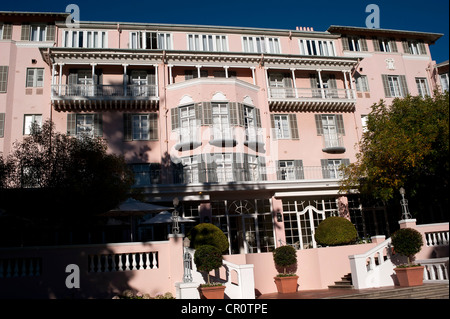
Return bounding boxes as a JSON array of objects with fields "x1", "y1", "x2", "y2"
[
  {"x1": 327, "y1": 25, "x2": 443, "y2": 44},
  {"x1": 0, "y1": 11, "x2": 69, "y2": 17}
]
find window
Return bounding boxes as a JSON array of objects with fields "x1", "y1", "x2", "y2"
[
  {"x1": 26, "y1": 68, "x2": 44, "y2": 87},
  {"x1": 23, "y1": 114, "x2": 43, "y2": 135},
  {"x1": 373, "y1": 37, "x2": 397, "y2": 52},
  {"x1": 21, "y1": 24, "x2": 54, "y2": 42},
  {"x1": 315, "y1": 114, "x2": 345, "y2": 149},
  {"x1": 402, "y1": 39, "x2": 427, "y2": 55},
  {"x1": 342, "y1": 35, "x2": 368, "y2": 52},
  {"x1": 381, "y1": 74, "x2": 409, "y2": 98},
  {"x1": 415, "y1": 78, "x2": 430, "y2": 97},
  {"x1": 271, "y1": 114, "x2": 299, "y2": 140},
  {"x1": 181, "y1": 155, "x2": 200, "y2": 184},
  {"x1": 212, "y1": 102, "x2": 232, "y2": 140},
  {"x1": 67, "y1": 113, "x2": 102, "y2": 137},
  {"x1": 299, "y1": 39, "x2": 336, "y2": 56},
  {"x1": 361, "y1": 115, "x2": 368, "y2": 133},
  {"x1": 321, "y1": 159, "x2": 350, "y2": 179},
  {"x1": 62, "y1": 30, "x2": 107, "y2": 48},
  {"x1": 124, "y1": 113, "x2": 158, "y2": 141},
  {"x1": 188, "y1": 34, "x2": 228, "y2": 51},
  {"x1": 0, "y1": 23, "x2": 12, "y2": 40},
  {"x1": 440, "y1": 73, "x2": 449, "y2": 92},
  {"x1": 0, "y1": 66, "x2": 8, "y2": 93},
  {"x1": 215, "y1": 153, "x2": 234, "y2": 182},
  {"x1": 242, "y1": 36, "x2": 280, "y2": 54},
  {"x1": 129, "y1": 31, "x2": 171, "y2": 50},
  {"x1": 277, "y1": 160, "x2": 304, "y2": 180},
  {"x1": 131, "y1": 163, "x2": 160, "y2": 187},
  {"x1": 0, "y1": 113, "x2": 5, "y2": 138},
  {"x1": 355, "y1": 75, "x2": 370, "y2": 92}
]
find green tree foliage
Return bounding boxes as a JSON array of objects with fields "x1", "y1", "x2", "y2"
[
  {"x1": 189, "y1": 223, "x2": 229, "y2": 253},
  {"x1": 314, "y1": 216, "x2": 358, "y2": 246},
  {"x1": 194, "y1": 245, "x2": 223, "y2": 284},
  {"x1": 0, "y1": 120, "x2": 134, "y2": 219},
  {"x1": 391, "y1": 228, "x2": 424, "y2": 264},
  {"x1": 272, "y1": 245, "x2": 297, "y2": 275},
  {"x1": 340, "y1": 92, "x2": 449, "y2": 209}
]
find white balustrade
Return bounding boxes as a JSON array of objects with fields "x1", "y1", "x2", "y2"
[
  {"x1": 88, "y1": 252, "x2": 158, "y2": 273},
  {"x1": 416, "y1": 258, "x2": 449, "y2": 282},
  {"x1": 425, "y1": 231, "x2": 449, "y2": 247},
  {"x1": 0, "y1": 257, "x2": 41, "y2": 278},
  {"x1": 178, "y1": 248, "x2": 255, "y2": 299},
  {"x1": 349, "y1": 237, "x2": 397, "y2": 289}
]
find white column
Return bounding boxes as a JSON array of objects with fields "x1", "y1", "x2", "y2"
[
  {"x1": 196, "y1": 65, "x2": 201, "y2": 78},
  {"x1": 223, "y1": 66, "x2": 229, "y2": 78},
  {"x1": 51, "y1": 64, "x2": 55, "y2": 97},
  {"x1": 58, "y1": 64, "x2": 63, "y2": 95},
  {"x1": 154, "y1": 64, "x2": 159, "y2": 97},
  {"x1": 290, "y1": 68, "x2": 298, "y2": 98},
  {"x1": 91, "y1": 63, "x2": 97, "y2": 96},
  {"x1": 264, "y1": 67, "x2": 270, "y2": 98},
  {"x1": 317, "y1": 69, "x2": 325, "y2": 98},
  {"x1": 342, "y1": 71, "x2": 349, "y2": 99},
  {"x1": 250, "y1": 67, "x2": 256, "y2": 85},
  {"x1": 123, "y1": 64, "x2": 128, "y2": 96},
  {"x1": 168, "y1": 64, "x2": 173, "y2": 84},
  {"x1": 348, "y1": 71, "x2": 356, "y2": 99}
]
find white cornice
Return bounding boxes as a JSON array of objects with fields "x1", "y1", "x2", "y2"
[{"x1": 167, "y1": 77, "x2": 260, "y2": 91}]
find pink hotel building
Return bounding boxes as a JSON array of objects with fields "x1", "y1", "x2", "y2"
[{"x1": 0, "y1": 11, "x2": 448, "y2": 254}]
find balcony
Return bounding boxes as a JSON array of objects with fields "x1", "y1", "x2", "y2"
[
  {"x1": 322, "y1": 133, "x2": 346, "y2": 153},
  {"x1": 51, "y1": 84, "x2": 159, "y2": 111},
  {"x1": 268, "y1": 87, "x2": 356, "y2": 112}
]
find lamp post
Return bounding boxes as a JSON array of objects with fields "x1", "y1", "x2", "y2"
[
  {"x1": 172, "y1": 197, "x2": 180, "y2": 234},
  {"x1": 399, "y1": 187, "x2": 412, "y2": 220},
  {"x1": 183, "y1": 237, "x2": 193, "y2": 283}
]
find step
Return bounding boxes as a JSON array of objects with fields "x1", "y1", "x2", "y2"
[{"x1": 326, "y1": 283, "x2": 449, "y2": 299}]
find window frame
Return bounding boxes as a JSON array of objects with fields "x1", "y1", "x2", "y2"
[
  {"x1": 26, "y1": 68, "x2": 44, "y2": 88},
  {"x1": 415, "y1": 77, "x2": 430, "y2": 97},
  {"x1": 23, "y1": 114, "x2": 43, "y2": 135},
  {"x1": 129, "y1": 31, "x2": 172, "y2": 50},
  {"x1": 187, "y1": 33, "x2": 228, "y2": 52},
  {"x1": 299, "y1": 39, "x2": 336, "y2": 56},
  {"x1": 242, "y1": 36, "x2": 281, "y2": 54}
]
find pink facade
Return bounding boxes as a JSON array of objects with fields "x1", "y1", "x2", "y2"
[{"x1": 0, "y1": 12, "x2": 447, "y2": 255}]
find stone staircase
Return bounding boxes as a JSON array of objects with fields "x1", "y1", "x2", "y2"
[
  {"x1": 326, "y1": 283, "x2": 449, "y2": 299},
  {"x1": 328, "y1": 273, "x2": 354, "y2": 289}
]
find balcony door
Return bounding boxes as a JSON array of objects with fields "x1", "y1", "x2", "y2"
[
  {"x1": 77, "y1": 70, "x2": 94, "y2": 96},
  {"x1": 269, "y1": 73, "x2": 294, "y2": 98},
  {"x1": 130, "y1": 70, "x2": 148, "y2": 96},
  {"x1": 322, "y1": 115, "x2": 339, "y2": 148}
]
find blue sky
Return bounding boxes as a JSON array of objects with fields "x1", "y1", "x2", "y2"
[{"x1": 2, "y1": 0, "x2": 448, "y2": 63}]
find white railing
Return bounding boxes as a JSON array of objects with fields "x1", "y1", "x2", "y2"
[
  {"x1": 52, "y1": 84, "x2": 158, "y2": 98},
  {"x1": 87, "y1": 251, "x2": 158, "y2": 273},
  {"x1": 349, "y1": 237, "x2": 398, "y2": 289},
  {"x1": 0, "y1": 257, "x2": 42, "y2": 278},
  {"x1": 417, "y1": 258, "x2": 449, "y2": 283},
  {"x1": 424, "y1": 231, "x2": 449, "y2": 247},
  {"x1": 179, "y1": 248, "x2": 255, "y2": 299},
  {"x1": 268, "y1": 87, "x2": 355, "y2": 100}
]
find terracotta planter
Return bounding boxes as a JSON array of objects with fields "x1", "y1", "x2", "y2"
[
  {"x1": 274, "y1": 275, "x2": 299, "y2": 293},
  {"x1": 199, "y1": 285, "x2": 226, "y2": 299},
  {"x1": 394, "y1": 266, "x2": 424, "y2": 287}
]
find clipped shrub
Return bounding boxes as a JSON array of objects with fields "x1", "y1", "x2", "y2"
[
  {"x1": 391, "y1": 228, "x2": 424, "y2": 265},
  {"x1": 189, "y1": 223, "x2": 229, "y2": 253},
  {"x1": 314, "y1": 216, "x2": 357, "y2": 246},
  {"x1": 273, "y1": 245, "x2": 297, "y2": 275},
  {"x1": 194, "y1": 245, "x2": 223, "y2": 285}
]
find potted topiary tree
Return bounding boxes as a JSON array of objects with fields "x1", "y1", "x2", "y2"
[
  {"x1": 273, "y1": 245, "x2": 298, "y2": 293},
  {"x1": 390, "y1": 227, "x2": 424, "y2": 287},
  {"x1": 194, "y1": 245, "x2": 226, "y2": 299}
]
